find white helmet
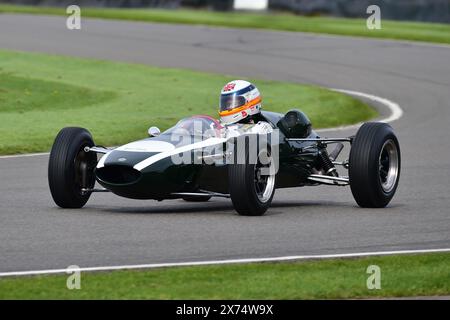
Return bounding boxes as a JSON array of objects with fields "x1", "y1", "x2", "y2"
[{"x1": 219, "y1": 80, "x2": 262, "y2": 125}]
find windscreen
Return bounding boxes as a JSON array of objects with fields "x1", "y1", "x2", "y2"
[{"x1": 163, "y1": 116, "x2": 221, "y2": 137}]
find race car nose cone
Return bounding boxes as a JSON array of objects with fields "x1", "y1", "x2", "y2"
[{"x1": 96, "y1": 165, "x2": 142, "y2": 185}]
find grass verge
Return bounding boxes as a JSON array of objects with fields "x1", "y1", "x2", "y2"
[
  {"x1": 0, "y1": 50, "x2": 376, "y2": 155},
  {"x1": 1, "y1": 5, "x2": 450, "y2": 45},
  {"x1": 0, "y1": 253, "x2": 449, "y2": 299}
]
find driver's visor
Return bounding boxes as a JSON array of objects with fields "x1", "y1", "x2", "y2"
[{"x1": 220, "y1": 94, "x2": 246, "y2": 112}]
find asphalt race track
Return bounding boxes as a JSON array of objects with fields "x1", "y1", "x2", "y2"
[{"x1": 1, "y1": 14, "x2": 449, "y2": 273}]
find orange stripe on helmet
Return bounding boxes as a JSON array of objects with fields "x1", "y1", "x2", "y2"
[{"x1": 219, "y1": 96, "x2": 262, "y2": 116}]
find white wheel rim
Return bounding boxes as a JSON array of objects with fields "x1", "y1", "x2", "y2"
[
  {"x1": 254, "y1": 150, "x2": 275, "y2": 203},
  {"x1": 379, "y1": 139, "x2": 399, "y2": 193}
]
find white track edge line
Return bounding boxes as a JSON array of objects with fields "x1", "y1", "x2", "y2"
[
  {"x1": 0, "y1": 89, "x2": 402, "y2": 159},
  {"x1": 0, "y1": 152, "x2": 49, "y2": 159},
  {"x1": 316, "y1": 88, "x2": 403, "y2": 133},
  {"x1": 1, "y1": 248, "x2": 449, "y2": 278}
]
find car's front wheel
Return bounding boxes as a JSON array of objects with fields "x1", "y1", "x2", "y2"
[
  {"x1": 48, "y1": 127, "x2": 97, "y2": 208},
  {"x1": 349, "y1": 122, "x2": 401, "y2": 208},
  {"x1": 228, "y1": 137, "x2": 276, "y2": 216}
]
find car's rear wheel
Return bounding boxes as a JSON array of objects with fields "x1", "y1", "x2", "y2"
[
  {"x1": 349, "y1": 122, "x2": 401, "y2": 208},
  {"x1": 228, "y1": 136, "x2": 276, "y2": 216},
  {"x1": 48, "y1": 127, "x2": 97, "y2": 208}
]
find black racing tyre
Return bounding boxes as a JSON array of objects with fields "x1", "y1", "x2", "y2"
[
  {"x1": 228, "y1": 136, "x2": 276, "y2": 216},
  {"x1": 349, "y1": 122, "x2": 401, "y2": 208},
  {"x1": 48, "y1": 127, "x2": 97, "y2": 208},
  {"x1": 182, "y1": 196, "x2": 212, "y2": 202}
]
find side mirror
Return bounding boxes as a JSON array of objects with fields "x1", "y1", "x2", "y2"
[{"x1": 148, "y1": 126, "x2": 161, "y2": 137}]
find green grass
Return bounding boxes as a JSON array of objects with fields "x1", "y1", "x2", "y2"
[
  {"x1": 0, "y1": 253, "x2": 449, "y2": 299},
  {"x1": 0, "y1": 73, "x2": 116, "y2": 113},
  {"x1": 0, "y1": 50, "x2": 376, "y2": 155},
  {"x1": 1, "y1": 5, "x2": 450, "y2": 44}
]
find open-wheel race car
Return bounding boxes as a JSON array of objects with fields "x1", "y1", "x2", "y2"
[{"x1": 48, "y1": 110, "x2": 400, "y2": 216}]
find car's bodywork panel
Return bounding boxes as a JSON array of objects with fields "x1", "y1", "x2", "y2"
[{"x1": 95, "y1": 111, "x2": 322, "y2": 200}]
